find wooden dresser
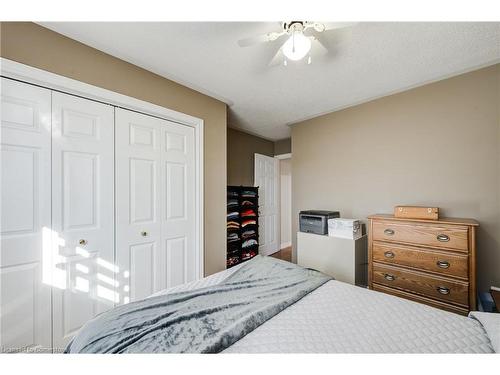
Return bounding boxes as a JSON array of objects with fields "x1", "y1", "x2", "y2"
[{"x1": 368, "y1": 214, "x2": 478, "y2": 315}]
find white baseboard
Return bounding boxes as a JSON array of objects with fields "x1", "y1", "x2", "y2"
[{"x1": 280, "y1": 242, "x2": 291, "y2": 249}]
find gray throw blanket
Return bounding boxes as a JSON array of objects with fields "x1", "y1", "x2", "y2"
[{"x1": 66, "y1": 255, "x2": 331, "y2": 353}]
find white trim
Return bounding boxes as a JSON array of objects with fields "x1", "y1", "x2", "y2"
[
  {"x1": 280, "y1": 242, "x2": 292, "y2": 249},
  {"x1": 275, "y1": 153, "x2": 292, "y2": 160},
  {"x1": 0, "y1": 57, "x2": 204, "y2": 279},
  {"x1": 0, "y1": 58, "x2": 202, "y2": 126}
]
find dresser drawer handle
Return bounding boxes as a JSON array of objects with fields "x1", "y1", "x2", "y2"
[
  {"x1": 384, "y1": 251, "x2": 395, "y2": 258},
  {"x1": 436, "y1": 234, "x2": 450, "y2": 242},
  {"x1": 384, "y1": 229, "x2": 395, "y2": 236},
  {"x1": 436, "y1": 286, "x2": 450, "y2": 295},
  {"x1": 436, "y1": 260, "x2": 450, "y2": 269},
  {"x1": 384, "y1": 273, "x2": 396, "y2": 281}
]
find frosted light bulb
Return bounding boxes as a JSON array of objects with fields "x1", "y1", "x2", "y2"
[{"x1": 282, "y1": 32, "x2": 312, "y2": 61}]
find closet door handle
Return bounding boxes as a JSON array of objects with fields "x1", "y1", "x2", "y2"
[
  {"x1": 384, "y1": 251, "x2": 395, "y2": 259},
  {"x1": 384, "y1": 229, "x2": 395, "y2": 236},
  {"x1": 436, "y1": 234, "x2": 450, "y2": 242},
  {"x1": 141, "y1": 231, "x2": 148, "y2": 237},
  {"x1": 79, "y1": 239, "x2": 87, "y2": 246},
  {"x1": 436, "y1": 260, "x2": 450, "y2": 269}
]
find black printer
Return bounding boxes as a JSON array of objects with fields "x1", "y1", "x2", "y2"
[{"x1": 299, "y1": 210, "x2": 340, "y2": 235}]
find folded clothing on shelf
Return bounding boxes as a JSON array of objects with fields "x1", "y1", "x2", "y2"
[
  {"x1": 241, "y1": 200, "x2": 255, "y2": 207},
  {"x1": 227, "y1": 211, "x2": 239, "y2": 219},
  {"x1": 226, "y1": 256, "x2": 240, "y2": 267},
  {"x1": 227, "y1": 233, "x2": 240, "y2": 242},
  {"x1": 227, "y1": 221, "x2": 240, "y2": 229},
  {"x1": 227, "y1": 199, "x2": 238, "y2": 207},
  {"x1": 227, "y1": 191, "x2": 239, "y2": 197},
  {"x1": 241, "y1": 190, "x2": 257, "y2": 198},
  {"x1": 241, "y1": 250, "x2": 257, "y2": 261},
  {"x1": 242, "y1": 229, "x2": 256, "y2": 239},
  {"x1": 241, "y1": 219, "x2": 256, "y2": 227},
  {"x1": 227, "y1": 245, "x2": 240, "y2": 254},
  {"x1": 241, "y1": 209, "x2": 256, "y2": 217},
  {"x1": 242, "y1": 239, "x2": 258, "y2": 248}
]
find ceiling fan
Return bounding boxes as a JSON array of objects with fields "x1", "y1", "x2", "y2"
[{"x1": 237, "y1": 21, "x2": 355, "y2": 66}]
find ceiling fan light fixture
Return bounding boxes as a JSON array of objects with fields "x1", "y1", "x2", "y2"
[{"x1": 282, "y1": 31, "x2": 311, "y2": 61}]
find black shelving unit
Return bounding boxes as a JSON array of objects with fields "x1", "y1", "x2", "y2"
[{"x1": 227, "y1": 185, "x2": 259, "y2": 268}]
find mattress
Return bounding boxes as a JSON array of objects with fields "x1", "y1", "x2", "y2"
[{"x1": 152, "y1": 263, "x2": 495, "y2": 353}]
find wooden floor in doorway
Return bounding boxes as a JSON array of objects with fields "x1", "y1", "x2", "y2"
[{"x1": 270, "y1": 246, "x2": 292, "y2": 262}]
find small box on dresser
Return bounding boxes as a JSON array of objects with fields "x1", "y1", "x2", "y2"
[{"x1": 368, "y1": 214, "x2": 478, "y2": 315}]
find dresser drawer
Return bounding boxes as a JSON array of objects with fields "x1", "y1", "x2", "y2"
[
  {"x1": 372, "y1": 221, "x2": 469, "y2": 252},
  {"x1": 372, "y1": 263, "x2": 469, "y2": 306},
  {"x1": 372, "y1": 242, "x2": 468, "y2": 279},
  {"x1": 372, "y1": 284, "x2": 469, "y2": 315}
]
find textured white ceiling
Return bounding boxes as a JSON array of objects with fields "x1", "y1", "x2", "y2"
[{"x1": 40, "y1": 22, "x2": 500, "y2": 140}]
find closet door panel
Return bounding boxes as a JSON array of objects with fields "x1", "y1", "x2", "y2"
[
  {"x1": 161, "y1": 122, "x2": 196, "y2": 289},
  {"x1": 0, "y1": 78, "x2": 52, "y2": 352},
  {"x1": 116, "y1": 109, "x2": 197, "y2": 298},
  {"x1": 51, "y1": 92, "x2": 114, "y2": 349},
  {"x1": 115, "y1": 108, "x2": 162, "y2": 303}
]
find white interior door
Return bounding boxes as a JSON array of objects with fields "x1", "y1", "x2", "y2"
[
  {"x1": 115, "y1": 108, "x2": 197, "y2": 303},
  {"x1": 160, "y1": 120, "x2": 196, "y2": 289},
  {"x1": 51, "y1": 91, "x2": 115, "y2": 349},
  {"x1": 0, "y1": 78, "x2": 52, "y2": 352},
  {"x1": 279, "y1": 157, "x2": 292, "y2": 249},
  {"x1": 115, "y1": 108, "x2": 162, "y2": 303},
  {"x1": 254, "y1": 153, "x2": 279, "y2": 256}
]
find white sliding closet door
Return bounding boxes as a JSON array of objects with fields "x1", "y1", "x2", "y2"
[
  {"x1": 0, "y1": 78, "x2": 52, "y2": 352},
  {"x1": 51, "y1": 92, "x2": 114, "y2": 349},
  {"x1": 115, "y1": 108, "x2": 196, "y2": 304}
]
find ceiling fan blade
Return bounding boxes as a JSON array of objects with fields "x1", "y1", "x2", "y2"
[
  {"x1": 268, "y1": 47, "x2": 284, "y2": 67},
  {"x1": 306, "y1": 24, "x2": 355, "y2": 58},
  {"x1": 308, "y1": 30, "x2": 334, "y2": 54},
  {"x1": 322, "y1": 22, "x2": 358, "y2": 31},
  {"x1": 237, "y1": 31, "x2": 286, "y2": 47}
]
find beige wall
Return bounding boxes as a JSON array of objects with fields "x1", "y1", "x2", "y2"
[
  {"x1": 0, "y1": 22, "x2": 227, "y2": 276},
  {"x1": 292, "y1": 64, "x2": 500, "y2": 291},
  {"x1": 227, "y1": 128, "x2": 274, "y2": 186},
  {"x1": 274, "y1": 138, "x2": 292, "y2": 155}
]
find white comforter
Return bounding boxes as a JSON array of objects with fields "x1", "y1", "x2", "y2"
[{"x1": 153, "y1": 263, "x2": 495, "y2": 353}]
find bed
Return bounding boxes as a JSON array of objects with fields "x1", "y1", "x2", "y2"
[{"x1": 67, "y1": 256, "x2": 498, "y2": 354}]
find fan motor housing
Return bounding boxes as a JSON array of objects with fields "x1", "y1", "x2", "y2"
[{"x1": 283, "y1": 21, "x2": 305, "y2": 33}]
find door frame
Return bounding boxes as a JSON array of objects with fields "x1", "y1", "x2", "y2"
[{"x1": 0, "y1": 57, "x2": 205, "y2": 280}]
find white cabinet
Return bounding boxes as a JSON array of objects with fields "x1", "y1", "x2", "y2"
[
  {"x1": 115, "y1": 108, "x2": 197, "y2": 304},
  {"x1": 297, "y1": 232, "x2": 367, "y2": 286},
  {"x1": 0, "y1": 76, "x2": 201, "y2": 352},
  {"x1": 0, "y1": 78, "x2": 52, "y2": 352},
  {"x1": 51, "y1": 92, "x2": 115, "y2": 348}
]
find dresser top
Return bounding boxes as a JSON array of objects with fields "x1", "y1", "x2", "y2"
[{"x1": 367, "y1": 214, "x2": 479, "y2": 226}]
